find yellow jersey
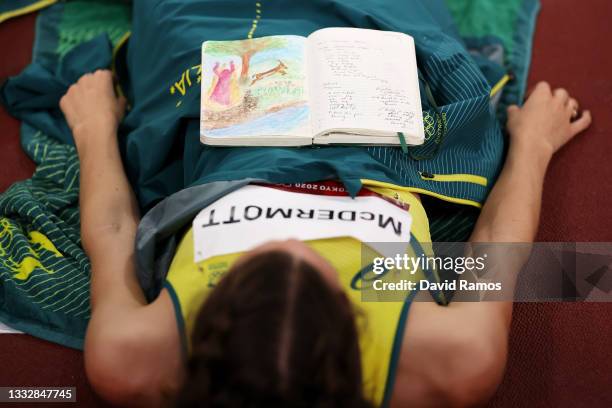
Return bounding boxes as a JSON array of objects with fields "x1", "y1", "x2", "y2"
[{"x1": 165, "y1": 181, "x2": 438, "y2": 406}]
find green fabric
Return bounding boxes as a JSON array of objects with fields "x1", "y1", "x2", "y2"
[
  {"x1": 0, "y1": 128, "x2": 87, "y2": 349},
  {"x1": 446, "y1": 0, "x2": 524, "y2": 54},
  {"x1": 0, "y1": 0, "x2": 50, "y2": 16},
  {"x1": 0, "y1": 1, "x2": 130, "y2": 348},
  {"x1": 125, "y1": 0, "x2": 508, "y2": 299},
  {"x1": 30, "y1": 0, "x2": 130, "y2": 69},
  {"x1": 57, "y1": 0, "x2": 130, "y2": 58},
  {"x1": 439, "y1": 0, "x2": 540, "y2": 242},
  {"x1": 0, "y1": 0, "x2": 538, "y2": 349},
  {"x1": 119, "y1": 0, "x2": 502, "y2": 211},
  {"x1": 446, "y1": 0, "x2": 540, "y2": 103}
]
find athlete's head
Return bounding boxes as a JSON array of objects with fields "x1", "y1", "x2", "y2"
[{"x1": 176, "y1": 239, "x2": 373, "y2": 407}]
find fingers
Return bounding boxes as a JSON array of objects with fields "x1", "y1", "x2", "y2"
[
  {"x1": 527, "y1": 81, "x2": 552, "y2": 101},
  {"x1": 550, "y1": 85, "x2": 581, "y2": 119},
  {"x1": 89, "y1": 69, "x2": 111, "y2": 78},
  {"x1": 566, "y1": 97, "x2": 579, "y2": 118},
  {"x1": 534, "y1": 81, "x2": 551, "y2": 94},
  {"x1": 59, "y1": 87, "x2": 77, "y2": 129},
  {"x1": 531, "y1": 82, "x2": 575, "y2": 108},
  {"x1": 59, "y1": 93, "x2": 69, "y2": 112},
  {"x1": 93, "y1": 69, "x2": 113, "y2": 82},
  {"x1": 116, "y1": 95, "x2": 128, "y2": 117},
  {"x1": 118, "y1": 95, "x2": 127, "y2": 109},
  {"x1": 77, "y1": 69, "x2": 113, "y2": 86},
  {"x1": 553, "y1": 88, "x2": 569, "y2": 104},
  {"x1": 59, "y1": 83, "x2": 78, "y2": 112},
  {"x1": 59, "y1": 69, "x2": 116, "y2": 115},
  {"x1": 570, "y1": 110, "x2": 592, "y2": 135},
  {"x1": 506, "y1": 104, "x2": 520, "y2": 115}
]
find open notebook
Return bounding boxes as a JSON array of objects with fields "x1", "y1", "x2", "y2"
[{"x1": 200, "y1": 27, "x2": 424, "y2": 147}]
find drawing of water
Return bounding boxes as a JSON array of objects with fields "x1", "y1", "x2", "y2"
[{"x1": 206, "y1": 105, "x2": 310, "y2": 137}]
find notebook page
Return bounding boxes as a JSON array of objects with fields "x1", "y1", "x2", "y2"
[
  {"x1": 307, "y1": 28, "x2": 422, "y2": 139},
  {"x1": 200, "y1": 35, "x2": 311, "y2": 141}
]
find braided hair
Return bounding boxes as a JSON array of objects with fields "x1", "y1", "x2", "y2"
[{"x1": 175, "y1": 250, "x2": 373, "y2": 407}]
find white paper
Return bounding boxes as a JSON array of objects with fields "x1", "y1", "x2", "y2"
[
  {"x1": 307, "y1": 27, "x2": 424, "y2": 140},
  {"x1": 0, "y1": 321, "x2": 22, "y2": 334},
  {"x1": 193, "y1": 185, "x2": 412, "y2": 262}
]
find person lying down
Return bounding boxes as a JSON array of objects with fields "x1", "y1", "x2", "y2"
[{"x1": 59, "y1": 68, "x2": 590, "y2": 407}]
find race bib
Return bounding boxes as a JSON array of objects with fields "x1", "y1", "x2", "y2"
[{"x1": 193, "y1": 183, "x2": 412, "y2": 262}]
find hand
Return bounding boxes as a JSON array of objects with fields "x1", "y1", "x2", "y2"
[
  {"x1": 60, "y1": 70, "x2": 126, "y2": 150},
  {"x1": 506, "y1": 81, "x2": 592, "y2": 158}
]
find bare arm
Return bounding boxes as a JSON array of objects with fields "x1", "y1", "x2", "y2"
[
  {"x1": 459, "y1": 82, "x2": 592, "y2": 340},
  {"x1": 393, "y1": 82, "x2": 592, "y2": 407},
  {"x1": 61, "y1": 71, "x2": 143, "y2": 311},
  {"x1": 472, "y1": 82, "x2": 592, "y2": 243},
  {"x1": 60, "y1": 70, "x2": 182, "y2": 407}
]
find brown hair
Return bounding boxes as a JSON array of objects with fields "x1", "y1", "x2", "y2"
[{"x1": 176, "y1": 250, "x2": 373, "y2": 407}]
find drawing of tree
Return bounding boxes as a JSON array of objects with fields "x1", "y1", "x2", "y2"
[{"x1": 205, "y1": 37, "x2": 287, "y2": 83}]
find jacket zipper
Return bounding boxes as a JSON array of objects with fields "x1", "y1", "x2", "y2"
[{"x1": 419, "y1": 171, "x2": 488, "y2": 187}]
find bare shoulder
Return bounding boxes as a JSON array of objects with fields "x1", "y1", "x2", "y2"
[
  {"x1": 85, "y1": 289, "x2": 184, "y2": 407},
  {"x1": 390, "y1": 302, "x2": 506, "y2": 408}
]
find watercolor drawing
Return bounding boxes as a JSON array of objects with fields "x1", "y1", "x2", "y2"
[
  {"x1": 201, "y1": 35, "x2": 310, "y2": 138},
  {"x1": 210, "y1": 61, "x2": 237, "y2": 106}
]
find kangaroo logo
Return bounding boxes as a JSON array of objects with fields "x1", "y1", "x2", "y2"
[{"x1": 0, "y1": 218, "x2": 63, "y2": 281}]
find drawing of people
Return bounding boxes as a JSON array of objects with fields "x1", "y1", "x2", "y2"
[{"x1": 209, "y1": 61, "x2": 236, "y2": 106}]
